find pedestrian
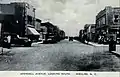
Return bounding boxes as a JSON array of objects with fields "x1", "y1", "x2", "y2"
[{"x1": 6, "y1": 35, "x2": 11, "y2": 49}]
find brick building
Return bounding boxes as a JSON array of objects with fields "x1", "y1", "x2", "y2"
[{"x1": 95, "y1": 6, "x2": 120, "y2": 43}]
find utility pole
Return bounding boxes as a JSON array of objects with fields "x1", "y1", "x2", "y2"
[{"x1": 0, "y1": 1, "x2": 3, "y2": 55}]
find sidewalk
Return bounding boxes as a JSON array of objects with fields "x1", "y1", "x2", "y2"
[
  {"x1": 111, "y1": 47, "x2": 120, "y2": 56},
  {"x1": 88, "y1": 42, "x2": 109, "y2": 46},
  {"x1": 88, "y1": 42, "x2": 120, "y2": 56}
]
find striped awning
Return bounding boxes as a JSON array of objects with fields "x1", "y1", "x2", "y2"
[{"x1": 27, "y1": 27, "x2": 40, "y2": 35}]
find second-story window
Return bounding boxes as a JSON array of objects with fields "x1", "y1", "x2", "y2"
[
  {"x1": 113, "y1": 14, "x2": 119, "y2": 24},
  {"x1": 27, "y1": 15, "x2": 33, "y2": 25},
  {"x1": 102, "y1": 17, "x2": 105, "y2": 25}
]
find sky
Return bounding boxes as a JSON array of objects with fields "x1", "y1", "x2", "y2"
[{"x1": 0, "y1": 0, "x2": 120, "y2": 36}]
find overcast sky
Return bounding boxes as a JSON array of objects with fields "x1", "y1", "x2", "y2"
[{"x1": 0, "y1": 0, "x2": 119, "y2": 36}]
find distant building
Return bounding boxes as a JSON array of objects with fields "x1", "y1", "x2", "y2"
[{"x1": 84, "y1": 24, "x2": 95, "y2": 41}]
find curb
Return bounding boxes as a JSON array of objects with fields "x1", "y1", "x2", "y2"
[
  {"x1": 110, "y1": 51, "x2": 120, "y2": 57},
  {"x1": 87, "y1": 42, "x2": 109, "y2": 47},
  {"x1": 83, "y1": 42, "x2": 120, "y2": 57}
]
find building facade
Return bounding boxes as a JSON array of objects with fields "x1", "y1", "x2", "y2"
[{"x1": 95, "y1": 6, "x2": 120, "y2": 43}]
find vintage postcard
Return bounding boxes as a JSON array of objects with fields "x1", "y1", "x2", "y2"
[{"x1": 0, "y1": 0, "x2": 120, "y2": 77}]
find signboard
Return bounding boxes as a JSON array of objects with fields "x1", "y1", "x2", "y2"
[{"x1": 0, "y1": 4, "x2": 15, "y2": 15}]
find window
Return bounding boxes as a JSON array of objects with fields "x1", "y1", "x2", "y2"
[
  {"x1": 27, "y1": 16, "x2": 33, "y2": 25},
  {"x1": 99, "y1": 21, "x2": 101, "y2": 26},
  {"x1": 113, "y1": 15, "x2": 119, "y2": 24},
  {"x1": 102, "y1": 17, "x2": 105, "y2": 24}
]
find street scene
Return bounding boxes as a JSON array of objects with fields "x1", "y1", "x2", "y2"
[{"x1": 0, "y1": 0, "x2": 120, "y2": 71}]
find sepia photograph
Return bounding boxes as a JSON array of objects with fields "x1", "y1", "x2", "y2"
[{"x1": 0, "y1": 0, "x2": 120, "y2": 72}]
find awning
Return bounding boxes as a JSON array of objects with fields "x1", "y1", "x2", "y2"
[{"x1": 27, "y1": 27, "x2": 40, "y2": 35}]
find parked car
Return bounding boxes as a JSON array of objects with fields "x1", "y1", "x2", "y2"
[{"x1": 69, "y1": 37, "x2": 73, "y2": 41}]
